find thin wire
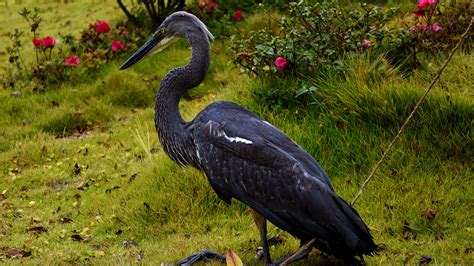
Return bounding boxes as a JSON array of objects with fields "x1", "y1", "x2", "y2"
[{"x1": 351, "y1": 17, "x2": 473, "y2": 206}]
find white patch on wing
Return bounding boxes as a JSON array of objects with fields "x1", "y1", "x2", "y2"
[
  {"x1": 206, "y1": 121, "x2": 253, "y2": 145},
  {"x1": 224, "y1": 135, "x2": 253, "y2": 144},
  {"x1": 216, "y1": 128, "x2": 253, "y2": 144}
]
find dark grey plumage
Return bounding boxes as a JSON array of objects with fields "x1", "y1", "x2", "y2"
[{"x1": 120, "y1": 11, "x2": 377, "y2": 264}]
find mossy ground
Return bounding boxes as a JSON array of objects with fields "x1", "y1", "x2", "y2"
[{"x1": 0, "y1": 1, "x2": 473, "y2": 265}]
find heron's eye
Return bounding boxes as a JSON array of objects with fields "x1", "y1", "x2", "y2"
[{"x1": 158, "y1": 28, "x2": 166, "y2": 34}]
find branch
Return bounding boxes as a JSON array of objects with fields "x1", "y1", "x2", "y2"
[
  {"x1": 116, "y1": 0, "x2": 138, "y2": 24},
  {"x1": 351, "y1": 17, "x2": 473, "y2": 206}
]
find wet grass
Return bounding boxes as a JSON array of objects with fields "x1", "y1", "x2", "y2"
[{"x1": 0, "y1": 1, "x2": 473, "y2": 265}]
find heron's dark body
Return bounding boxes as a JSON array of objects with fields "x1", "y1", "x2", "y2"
[{"x1": 125, "y1": 11, "x2": 377, "y2": 264}]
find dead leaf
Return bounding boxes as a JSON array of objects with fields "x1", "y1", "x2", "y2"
[
  {"x1": 136, "y1": 250, "x2": 144, "y2": 262},
  {"x1": 420, "y1": 255, "x2": 432, "y2": 264},
  {"x1": 73, "y1": 111, "x2": 82, "y2": 117},
  {"x1": 6, "y1": 248, "x2": 31, "y2": 259},
  {"x1": 336, "y1": 121, "x2": 346, "y2": 129},
  {"x1": 74, "y1": 163, "x2": 81, "y2": 175},
  {"x1": 106, "y1": 186, "x2": 121, "y2": 193},
  {"x1": 60, "y1": 217, "x2": 73, "y2": 224},
  {"x1": 77, "y1": 182, "x2": 89, "y2": 191},
  {"x1": 421, "y1": 209, "x2": 436, "y2": 220},
  {"x1": 452, "y1": 163, "x2": 460, "y2": 176},
  {"x1": 27, "y1": 226, "x2": 48, "y2": 234},
  {"x1": 122, "y1": 239, "x2": 138, "y2": 247},
  {"x1": 267, "y1": 235, "x2": 286, "y2": 246},
  {"x1": 71, "y1": 234, "x2": 91, "y2": 242},
  {"x1": 404, "y1": 252, "x2": 415, "y2": 264},
  {"x1": 226, "y1": 250, "x2": 243, "y2": 266},
  {"x1": 401, "y1": 221, "x2": 417, "y2": 240},
  {"x1": 41, "y1": 146, "x2": 48, "y2": 153}
]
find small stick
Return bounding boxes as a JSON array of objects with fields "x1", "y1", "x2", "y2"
[
  {"x1": 279, "y1": 238, "x2": 316, "y2": 265},
  {"x1": 351, "y1": 17, "x2": 473, "y2": 206}
]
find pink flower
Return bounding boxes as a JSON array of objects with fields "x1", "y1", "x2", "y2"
[
  {"x1": 95, "y1": 20, "x2": 110, "y2": 34},
  {"x1": 41, "y1": 36, "x2": 56, "y2": 49},
  {"x1": 121, "y1": 30, "x2": 127, "y2": 37},
  {"x1": 233, "y1": 9, "x2": 243, "y2": 21},
  {"x1": 64, "y1": 56, "x2": 80, "y2": 67},
  {"x1": 275, "y1": 56, "x2": 289, "y2": 70},
  {"x1": 430, "y1": 24, "x2": 442, "y2": 32},
  {"x1": 418, "y1": 23, "x2": 426, "y2": 30},
  {"x1": 363, "y1": 39, "x2": 371, "y2": 48},
  {"x1": 111, "y1": 40, "x2": 125, "y2": 51},
  {"x1": 417, "y1": 0, "x2": 435, "y2": 9},
  {"x1": 32, "y1": 37, "x2": 41, "y2": 47}
]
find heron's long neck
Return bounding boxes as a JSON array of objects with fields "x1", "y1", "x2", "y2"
[{"x1": 154, "y1": 35, "x2": 210, "y2": 166}]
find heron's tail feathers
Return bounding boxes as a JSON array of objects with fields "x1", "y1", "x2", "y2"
[{"x1": 332, "y1": 195, "x2": 378, "y2": 256}]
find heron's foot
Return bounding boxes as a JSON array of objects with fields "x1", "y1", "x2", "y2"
[
  {"x1": 176, "y1": 249, "x2": 226, "y2": 265},
  {"x1": 272, "y1": 246, "x2": 311, "y2": 265}
]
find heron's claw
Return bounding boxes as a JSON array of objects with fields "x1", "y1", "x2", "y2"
[{"x1": 177, "y1": 249, "x2": 226, "y2": 265}]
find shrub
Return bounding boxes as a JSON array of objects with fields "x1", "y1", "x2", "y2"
[
  {"x1": 1, "y1": 8, "x2": 146, "y2": 91},
  {"x1": 230, "y1": 0, "x2": 472, "y2": 108},
  {"x1": 184, "y1": 0, "x2": 255, "y2": 38},
  {"x1": 386, "y1": 0, "x2": 472, "y2": 71},
  {"x1": 230, "y1": 1, "x2": 399, "y2": 77}
]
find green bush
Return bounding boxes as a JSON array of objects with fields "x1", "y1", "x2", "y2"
[{"x1": 231, "y1": 1, "x2": 399, "y2": 77}]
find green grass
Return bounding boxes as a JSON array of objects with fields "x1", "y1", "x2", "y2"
[{"x1": 1, "y1": 1, "x2": 473, "y2": 265}]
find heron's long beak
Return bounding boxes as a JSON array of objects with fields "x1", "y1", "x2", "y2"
[{"x1": 120, "y1": 31, "x2": 173, "y2": 70}]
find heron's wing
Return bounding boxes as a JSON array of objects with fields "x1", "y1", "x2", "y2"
[{"x1": 192, "y1": 101, "x2": 333, "y2": 190}]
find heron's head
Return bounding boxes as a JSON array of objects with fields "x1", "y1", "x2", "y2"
[{"x1": 120, "y1": 11, "x2": 213, "y2": 70}]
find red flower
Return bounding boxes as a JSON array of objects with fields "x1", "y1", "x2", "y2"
[
  {"x1": 111, "y1": 40, "x2": 125, "y2": 51},
  {"x1": 32, "y1": 37, "x2": 41, "y2": 47},
  {"x1": 41, "y1": 36, "x2": 56, "y2": 49},
  {"x1": 275, "y1": 56, "x2": 289, "y2": 70},
  {"x1": 95, "y1": 20, "x2": 110, "y2": 34},
  {"x1": 64, "y1": 56, "x2": 80, "y2": 67},
  {"x1": 418, "y1": 23, "x2": 426, "y2": 31},
  {"x1": 233, "y1": 9, "x2": 244, "y2": 21},
  {"x1": 208, "y1": 1, "x2": 217, "y2": 12},
  {"x1": 121, "y1": 30, "x2": 127, "y2": 37}
]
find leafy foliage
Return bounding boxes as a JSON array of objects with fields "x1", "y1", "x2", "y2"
[
  {"x1": 230, "y1": 0, "x2": 472, "y2": 108},
  {"x1": 231, "y1": 1, "x2": 399, "y2": 76},
  {"x1": 1, "y1": 8, "x2": 146, "y2": 91}
]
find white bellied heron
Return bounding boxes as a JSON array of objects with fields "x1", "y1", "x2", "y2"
[{"x1": 120, "y1": 11, "x2": 377, "y2": 265}]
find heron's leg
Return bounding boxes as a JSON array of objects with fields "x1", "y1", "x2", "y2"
[
  {"x1": 249, "y1": 208, "x2": 272, "y2": 264},
  {"x1": 176, "y1": 249, "x2": 226, "y2": 265},
  {"x1": 273, "y1": 240, "x2": 312, "y2": 265}
]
